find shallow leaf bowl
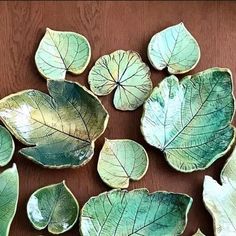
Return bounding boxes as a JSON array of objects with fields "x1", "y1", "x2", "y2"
[
  {"x1": 88, "y1": 50, "x2": 152, "y2": 111},
  {"x1": 141, "y1": 68, "x2": 235, "y2": 172},
  {"x1": 0, "y1": 80, "x2": 109, "y2": 168}
]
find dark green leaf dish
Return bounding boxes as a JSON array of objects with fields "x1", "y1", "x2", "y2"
[
  {"x1": 141, "y1": 68, "x2": 235, "y2": 172},
  {"x1": 0, "y1": 80, "x2": 109, "y2": 168},
  {"x1": 80, "y1": 188, "x2": 192, "y2": 236}
]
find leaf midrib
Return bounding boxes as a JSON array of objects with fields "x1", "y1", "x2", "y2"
[
  {"x1": 47, "y1": 30, "x2": 67, "y2": 70},
  {"x1": 8, "y1": 106, "x2": 90, "y2": 145}
]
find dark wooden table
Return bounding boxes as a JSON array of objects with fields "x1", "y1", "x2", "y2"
[{"x1": 0, "y1": 1, "x2": 235, "y2": 235}]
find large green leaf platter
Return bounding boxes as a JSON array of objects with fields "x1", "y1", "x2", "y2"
[
  {"x1": 97, "y1": 139, "x2": 149, "y2": 188},
  {"x1": 27, "y1": 181, "x2": 79, "y2": 234},
  {"x1": 80, "y1": 188, "x2": 192, "y2": 236},
  {"x1": 0, "y1": 164, "x2": 19, "y2": 236},
  {"x1": 203, "y1": 143, "x2": 236, "y2": 236},
  {"x1": 0, "y1": 125, "x2": 15, "y2": 166},
  {"x1": 35, "y1": 28, "x2": 91, "y2": 80},
  {"x1": 88, "y1": 50, "x2": 152, "y2": 111},
  {"x1": 0, "y1": 80, "x2": 109, "y2": 168},
  {"x1": 141, "y1": 68, "x2": 235, "y2": 172},
  {"x1": 148, "y1": 22, "x2": 200, "y2": 74}
]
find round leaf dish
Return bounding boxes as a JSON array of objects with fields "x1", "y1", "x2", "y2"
[
  {"x1": 0, "y1": 79, "x2": 109, "y2": 168},
  {"x1": 88, "y1": 50, "x2": 152, "y2": 111},
  {"x1": 141, "y1": 68, "x2": 235, "y2": 172},
  {"x1": 80, "y1": 188, "x2": 192, "y2": 236},
  {"x1": 148, "y1": 22, "x2": 201, "y2": 74},
  {"x1": 97, "y1": 138, "x2": 149, "y2": 188},
  {"x1": 35, "y1": 28, "x2": 91, "y2": 80},
  {"x1": 27, "y1": 181, "x2": 79, "y2": 234}
]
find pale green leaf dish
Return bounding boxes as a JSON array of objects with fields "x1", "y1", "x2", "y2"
[
  {"x1": 0, "y1": 125, "x2": 15, "y2": 166},
  {"x1": 0, "y1": 80, "x2": 109, "y2": 168},
  {"x1": 80, "y1": 188, "x2": 192, "y2": 236},
  {"x1": 97, "y1": 139, "x2": 149, "y2": 188},
  {"x1": 141, "y1": 68, "x2": 235, "y2": 172},
  {"x1": 203, "y1": 142, "x2": 236, "y2": 236},
  {"x1": 35, "y1": 28, "x2": 91, "y2": 80},
  {"x1": 88, "y1": 50, "x2": 152, "y2": 111},
  {"x1": 0, "y1": 164, "x2": 19, "y2": 236},
  {"x1": 148, "y1": 22, "x2": 201, "y2": 74},
  {"x1": 27, "y1": 181, "x2": 79, "y2": 234},
  {"x1": 192, "y1": 229, "x2": 205, "y2": 236}
]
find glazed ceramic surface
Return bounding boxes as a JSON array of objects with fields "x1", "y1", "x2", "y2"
[
  {"x1": 0, "y1": 125, "x2": 14, "y2": 166},
  {"x1": 27, "y1": 181, "x2": 79, "y2": 234},
  {"x1": 0, "y1": 80, "x2": 109, "y2": 168},
  {"x1": 203, "y1": 141, "x2": 236, "y2": 236},
  {"x1": 35, "y1": 28, "x2": 91, "y2": 80},
  {"x1": 88, "y1": 50, "x2": 152, "y2": 111},
  {"x1": 80, "y1": 188, "x2": 192, "y2": 236},
  {"x1": 97, "y1": 139, "x2": 149, "y2": 188},
  {"x1": 141, "y1": 68, "x2": 235, "y2": 172},
  {"x1": 148, "y1": 22, "x2": 200, "y2": 74},
  {"x1": 0, "y1": 164, "x2": 19, "y2": 236}
]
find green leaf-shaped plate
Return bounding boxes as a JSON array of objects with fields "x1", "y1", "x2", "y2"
[
  {"x1": 0, "y1": 80, "x2": 109, "y2": 168},
  {"x1": 0, "y1": 125, "x2": 15, "y2": 166},
  {"x1": 35, "y1": 28, "x2": 91, "y2": 80},
  {"x1": 148, "y1": 22, "x2": 200, "y2": 74},
  {"x1": 203, "y1": 142, "x2": 236, "y2": 236},
  {"x1": 88, "y1": 50, "x2": 152, "y2": 111},
  {"x1": 80, "y1": 188, "x2": 192, "y2": 236},
  {"x1": 0, "y1": 164, "x2": 19, "y2": 236},
  {"x1": 97, "y1": 139, "x2": 149, "y2": 188},
  {"x1": 141, "y1": 68, "x2": 235, "y2": 172},
  {"x1": 27, "y1": 181, "x2": 79, "y2": 234}
]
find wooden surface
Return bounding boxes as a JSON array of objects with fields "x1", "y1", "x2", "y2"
[{"x1": 0, "y1": 1, "x2": 235, "y2": 235}]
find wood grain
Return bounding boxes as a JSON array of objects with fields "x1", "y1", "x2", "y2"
[{"x1": 0, "y1": 1, "x2": 235, "y2": 235}]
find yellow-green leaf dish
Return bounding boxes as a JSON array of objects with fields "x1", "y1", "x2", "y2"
[
  {"x1": 203, "y1": 141, "x2": 236, "y2": 236},
  {"x1": 35, "y1": 28, "x2": 91, "y2": 80},
  {"x1": 80, "y1": 188, "x2": 192, "y2": 236},
  {"x1": 0, "y1": 164, "x2": 19, "y2": 236},
  {"x1": 0, "y1": 125, "x2": 15, "y2": 167},
  {"x1": 97, "y1": 139, "x2": 149, "y2": 188},
  {"x1": 148, "y1": 22, "x2": 200, "y2": 74},
  {"x1": 88, "y1": 50, "x2": 152, "y2": 111},
  {"x1": 0, "y1": 80, "x2": 109, "y2": 168},
  {"x1": 141, "y1": 68, "x2": 235, "y2": 172},
  {"x1": 27, "y1": 181, "x2": 79, "y2": 234}
]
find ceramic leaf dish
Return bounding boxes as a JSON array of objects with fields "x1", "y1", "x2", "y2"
[
  {"x1": 0, "y1": 80, "x2": 109, "y2": 168},
  {"x1": 80, "y1": 188, "x2": 192, "y2": 236},
  {"x1": 141, "y1": 68, "x2": 235, "y2": 172},
  {"x1": 88, "y1": 50, "x2": 152, "y2": 111},
  {"x1": 148, "y1": 22, "x2": 200, "y2": 74},
  {"x1": 35, "y1": 28, "x2": 91, "y2": 80},
  {"x1": 97, "y1": 138, "x2": 149, "y2": 188}
]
